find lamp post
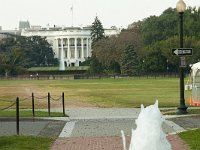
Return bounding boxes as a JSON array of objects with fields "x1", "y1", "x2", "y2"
[
  {"x1": 143, "y1": 59, "x2": 145, "y2": 74},
  {"x1": 176, "y1": 0, "x2": 188, "y2": 114}
]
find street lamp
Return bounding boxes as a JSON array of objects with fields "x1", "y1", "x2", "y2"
[
  {"x1": 143, "y1": 59, "x2": 145, "y2": 72},
  {"x1": 176, "y1": 0, "x2": 188, "y2": 114}
]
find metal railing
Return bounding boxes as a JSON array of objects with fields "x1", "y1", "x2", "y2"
[{"x1": 0, "y1": 92, "x2": 66, "y2": 135}]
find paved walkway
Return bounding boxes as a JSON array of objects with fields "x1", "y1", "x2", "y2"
[
  {"x1": 1, "y1": 108, "x2": 198, "y2": 150},
  {"x1": 51, "y1": 135, "x2": 190, "y2": 150},
  {"x1": 49, "y1": 108, "x2": 195, "y2": 150}
]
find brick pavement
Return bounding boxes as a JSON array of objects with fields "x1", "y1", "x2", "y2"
[{"x1": 51, "y1": 134, "x2": 190, "y2": 150}]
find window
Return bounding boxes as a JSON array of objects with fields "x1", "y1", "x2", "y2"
[
  {"x1": 70, "y1": 38, "x2": 75, "y2": 46},
  {"x1": 77, "y1": 38, "x2": 81, "y2": 46}
]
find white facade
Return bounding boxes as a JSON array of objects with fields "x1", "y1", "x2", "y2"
[{"x1": 21, "y1": 26, "x2": 120, "y2": 66}]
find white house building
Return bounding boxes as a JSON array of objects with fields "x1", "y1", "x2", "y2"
[{"x1": 21, "y1": 26, "x2": 120, "y2": 67}]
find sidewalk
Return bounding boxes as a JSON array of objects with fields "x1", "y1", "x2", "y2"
[
  {"x1": 49, "y1": 108, "x2": 194, "y2": 150},
  {"x1": 0, "y1": 108, "x2": 195, "y2": 150},
  {"x1": 51, "y1": 135, "x2": 190, "y2": 150}
]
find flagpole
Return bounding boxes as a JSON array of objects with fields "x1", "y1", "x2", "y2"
[{"x1": 71, "y1": 5, "x2": 73, "y2": 27}]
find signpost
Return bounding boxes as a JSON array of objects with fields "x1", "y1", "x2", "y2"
[
  {"x1": 172, "y1": 48, "x2": 192, "y2": 68},
  {"x1": 172, "y1": 48, "x2": 193, "y2": 56},
  {"x1": 180, "y1": 57, "x2": 186, "y2": 67}
]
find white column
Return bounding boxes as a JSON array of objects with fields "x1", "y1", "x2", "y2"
[
  {"x1": 67, "y1": 38, "x2": 70, "y2": 60},
  {"x1": 86, "y1": 38, "x2": 89, "y2": 58},
  {"x1": 61, "y1": 38, "x2": 64, "y2": 59},
  {"x1": 59, "y1": 38, "x2": 65, "y2": 70},
  {"x1": 81, "y1": 38, "x2": 84, "y2": 59},
  {"x1": 88, "y1": 38, "x2": 92, "y2": 57},
  {"x1": 75, "y1": 38, "x2": 78, "y2": 59},
  {"x1": 55, "y1": 38, "x2": 59, "y2": 58}
]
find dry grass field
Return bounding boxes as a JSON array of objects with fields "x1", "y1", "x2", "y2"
[{"x1": 0, "y1": 77, "x2": 192, "y2": 109}]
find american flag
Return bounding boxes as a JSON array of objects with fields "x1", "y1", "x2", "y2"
[{"x1": 70, "y1": 5, "x2": 73, "y2": 11}]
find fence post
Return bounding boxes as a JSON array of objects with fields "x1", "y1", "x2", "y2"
[
  {"x1": 62, "y1": 92, "x2": 65, "y2": 116},
  {"x1": 48, "y1": 92, "x2": 50, "y2": 116},
  {"x1": 16, "y1": 97, "x2": 19, "y2": 135},
  {"x1": 32, "y1": 93, "x2": 35, "y2": 117}
]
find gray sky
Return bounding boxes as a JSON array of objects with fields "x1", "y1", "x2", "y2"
[{"x1": 0, "y1": 0, "x2": 199, "y2": 30}]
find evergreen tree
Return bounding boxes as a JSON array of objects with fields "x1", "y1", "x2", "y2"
[
  {"x1": 91, "y1": 16, "x2": 105, "y2": 45},
  {"x1": 88, "y1": 16, "x2": 105, "y2": 75},
  {"x1": 121, "y1": 45, "x2": 139, "y2": 76}
]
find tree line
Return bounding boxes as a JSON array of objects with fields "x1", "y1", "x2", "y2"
[
  {"x1": 88, "y1": 7, "x2": 200, "y2": 76},
  {"x1": 0, "y1": 35, "x2": 58, "y2": 76}
]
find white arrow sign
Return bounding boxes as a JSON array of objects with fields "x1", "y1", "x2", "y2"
[
  {"x1": 174, "y1": 49, "x2": 179, "y2": 55},
  {"x1": 172, "y1": 48, "x2": 193, "y2": 56}
]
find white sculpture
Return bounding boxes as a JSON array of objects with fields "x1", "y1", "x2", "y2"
[{"x1": 121, "y1": 100, "x2": 171, "y2": 150}]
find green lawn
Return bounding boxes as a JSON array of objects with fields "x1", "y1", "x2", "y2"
[
  {"x1": 0, "y1": 136, "x2": 54, "y2": 150},
  {"x1": 0, "y1": 129, "x2": 199, "y2": 150},
  {"x1": 179, "y1": 129, "x2": 200, "y2": 150},
  {"x1": 0, "y1": 110, "x2": 67, "y2": 117},
  {"x1": 0, "y1": 77, "x2": 192, "y2": 108}
]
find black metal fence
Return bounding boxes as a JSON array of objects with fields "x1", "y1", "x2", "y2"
[
  {"x1": 0, "y1": 72, "x2": 189, "y2": 80},
  {"x1": 0, "y1": 92, "x2": 65, "y2": 135},
  {"x1": 74, "y1": 72, "x2": 183, "y2": 79}
]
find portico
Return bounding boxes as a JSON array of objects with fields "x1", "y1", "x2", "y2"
[{"x1": 55, "y1": 37, "x2": 91, "y2": 66}]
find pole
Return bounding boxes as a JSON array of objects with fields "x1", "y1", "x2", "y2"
[
  {"x1": 177, "y1": 12, "x2": 187, "y2": 114},
  {"x1": 16, "y1": 97, "x2": 19, "y2": 135},
  {"x1": 32, "y1": 93, "x2": 35, "y2": 117},
  {"x1": 71, "y1": 5, "x2": 73, "y2": 27},
  {"x1": 48, "y1": 92, "x2": 50, "y2": 116},
  {"x1": 62, "y1": 92, "x2": 65, "y2": 116}
]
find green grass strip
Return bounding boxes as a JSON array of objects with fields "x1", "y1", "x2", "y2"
[
  {"x1": 162, "y1": 109, "x2": 200, "y2": 115},
  {"x1": 0, "y1": 136, "x2": 55, "y2": 150},
  {"x1": 179, "y1": 129, "x2": 200, "y2": 150},
  {"x1": 0, "y1": 110, "x2": 68, "y2": 117}
]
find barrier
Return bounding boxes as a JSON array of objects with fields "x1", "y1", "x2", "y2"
[{"x1": 0, "y1": 92, "x2": 66, "y2": 135}]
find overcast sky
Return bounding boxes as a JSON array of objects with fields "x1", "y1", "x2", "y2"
[{"x1": 0, "y1": 0, "x2": 199, "y2": 30}]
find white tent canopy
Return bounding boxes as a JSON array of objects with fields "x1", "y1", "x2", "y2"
[
  {"x1": 191, "y1": 62, "x2": 200, "y2": 77},
  {"x1": 190, "y1": 62, "x2": 200, "y2": 106}
]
